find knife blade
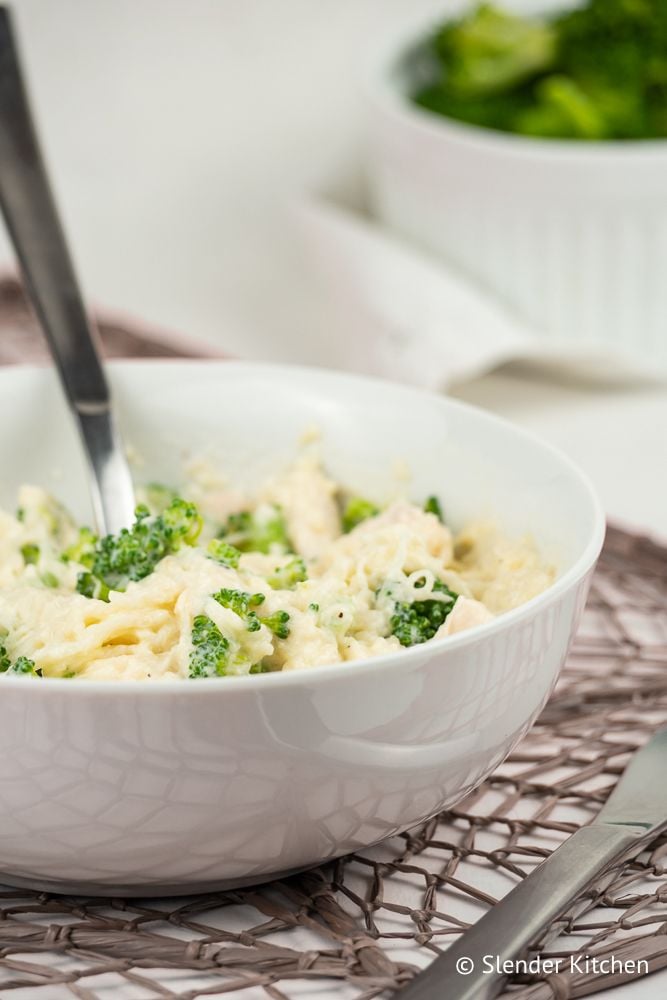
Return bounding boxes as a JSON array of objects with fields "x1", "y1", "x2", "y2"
[{"x1": 397, "y1": 728, "x2": 667, "y2": 1000}]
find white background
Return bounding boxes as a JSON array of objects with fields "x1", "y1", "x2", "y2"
[{"x1": 1, "y1": 2, "x2": 666, "y2": 996}]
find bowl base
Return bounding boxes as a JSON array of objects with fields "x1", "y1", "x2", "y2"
[{"x1": 0, "y1": 861, "x2": 320, "y2": 898}]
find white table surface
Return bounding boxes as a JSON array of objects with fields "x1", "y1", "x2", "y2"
[
  {"x1": 452, "y1": 366, "x2": 667, "y2": 541},
  {"x1": 2, "y1": 2, "x2": 666, "y2": 997}
]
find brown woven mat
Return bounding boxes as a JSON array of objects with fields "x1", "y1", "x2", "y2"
[
  {"x1": 0, "y1": 287, "x2": 666, "y2": 999},
  {"x1": 0, "y1": 274, "x2": 217, "y2": 362}
]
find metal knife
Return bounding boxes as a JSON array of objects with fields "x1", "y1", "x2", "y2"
[{"x1": 398, "y1": 728, "x2": 667, "y2": 1000}]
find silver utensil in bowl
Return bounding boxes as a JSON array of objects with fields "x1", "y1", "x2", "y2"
[
  {"x1": 398, "y1": 727, "x2": 667, "y2": 1000},
  {"x1": 0, "y1": 6, "x2": 134, "y2": 535}
]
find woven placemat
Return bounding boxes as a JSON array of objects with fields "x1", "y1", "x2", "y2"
[{"x1": 0, "y1": 284, "x2": 666, "y2": 999}]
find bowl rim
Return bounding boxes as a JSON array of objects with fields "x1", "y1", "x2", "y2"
[
  {"x1": 0, "y1": 358, "x2": 606, "y2": 694},
  {"x1": 365, "y1": 12, "x2": 667, "y2": 163}
]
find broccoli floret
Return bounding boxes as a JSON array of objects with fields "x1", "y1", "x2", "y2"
[
  {"x1": 211, "y1": 588, "x2": 291, "y2": 639},
  {"x1": 267, "y1": 557, "x2": 307, "y2": 589},
  {"x1": 556, "y1": 0, "x2": 657, "y2": 93},
  {"x1": 341, "y1": 497, "x2": 380, "y2": 533},
  {"x1": 414, "y1": 0, "x2": 667, "y2": 140},
  {"x1": 423, "y1": 496, "x2": 445, "y2": 522},
  {"x1": 249, "y1": 662, "x2": 269, "y2": 674},
  {"x1": 514, "y1": 74, "x2": 608, "y2": 139},
  {"x1": 77, "y1": 498, "x2": 203, "y2": 598},
  {"x1": 213, "y1": 588, "x2": 265, "y2": 631},
  {"x1": 62, "y1": 527, "x2": 97, "y2": 567},
  {"x1": 259, "y1": 611, "x2": 291, "y2": 640},
  {"x1": 413, "y1": 82, "x2": 533, "y2": 132},
  {"x1": 0, "y1": 644, "x2": 10, "y2": 673},
  {"x1": 20, "y1": 543, "x2": 40, "y2": 565},
  {"x1": 434, "y1": 3, "x2": 556, "y2": 97},
  {"x1": 0, "y1": 627, "x2": 44, "y2": 678},
  {"x1": 219, "y1": 504, "x2": 291, "y2": 554},
  {"x1": 76, "y1": 571, "x2": 109, "y2": 601},
  {"x1": 384, "y1": 579, "x2": 459, "y2": 647},
  {"x1": 189, "y1": 613, "x2": 266, "y2": 677},
  {"x1": 8, "y1": 656, "x2": 40, "y2": 676},
  {"x1": 553, "y1": 0, "x2": 664, "y2": 138},
  {"x1": 160, "y1": 497, "x2": 203, "y2": 545},
  {"x1": 189, "y1": 614, "x2": 232, "y2": 678},
  {"x1": 207, "y1": 539, "x2": 241, "y2": 569},
  {"x1": 0, "y1": 637, "x2": 40, "y2": 676},
  {"x1": 19, "y1": 540, "x2": 60, "y2": 588}
]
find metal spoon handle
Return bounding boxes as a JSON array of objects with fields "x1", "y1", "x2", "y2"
[{"x1": 0, "y1": 6, "x2": 134, "y2": 535}]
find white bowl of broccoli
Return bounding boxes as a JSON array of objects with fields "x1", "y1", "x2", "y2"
[
  {"x1": 365, "y1": 0, "x2": 667, "y2": 373},
  {"x1": 0, "y1": 360, "x2": 603, "y2": 894}
]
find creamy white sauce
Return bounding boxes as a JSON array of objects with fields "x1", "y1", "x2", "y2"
[{"x1": 0, "y1": 456, "x2": 554, "y2": 680}]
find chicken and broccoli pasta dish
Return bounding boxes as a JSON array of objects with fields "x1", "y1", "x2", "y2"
[{"x1": 0, "y1": 453, "x2": 554, "y2": 680}]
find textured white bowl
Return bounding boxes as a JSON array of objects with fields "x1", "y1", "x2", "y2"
[
  {"x1": 365, "y1": 26, "x2": 667, "y2": 370},
  {"x1": 0, "y1": 361, "x2": 604, "y2": 895}
]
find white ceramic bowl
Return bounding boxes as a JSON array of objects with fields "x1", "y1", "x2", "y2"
[
  {"x1": 365, "y1": 20, "x2": 667, "y2": 371},
  {"x1": 0, "y1": 361, "x2": 604, "y2": 895}
]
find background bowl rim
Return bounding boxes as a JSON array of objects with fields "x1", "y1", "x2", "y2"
[{"x1": 0, "y1": 358, "x2": 606, "y2": 693}]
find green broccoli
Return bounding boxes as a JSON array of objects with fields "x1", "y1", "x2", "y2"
[
  {"x1": 0, "y1": 636, "x2": 40, "y2": 676},
  {"x1": 413, "y1": 83, "x2": 532, "y2": 133},
  {"x1": 413, "y1": 0, "x2": 667, "y2": 140},
  {"x1": 189, "y1": 612, "x2": 270, "y2": 678},
  {"x1": 514, "y1": 75, "x2": 608, "y2": 139},
  {"x1": 189, "y1": 614, "x2": 233, "y2": 677},
  {"x1": 20, "y1": 543, "x2": 40, "y2": 565},
  {"x1": 212, "y1": 588, "x2": 291, "y2": 639},
  {"x1": 267, "y1": 556, "x2": 307, "y2": 589},
  {"x1": 341, "y1": 496, "x2": 379, "y2": 533},
  {"x1": 219, "y1": 504, "x2": 291, "y2": 554},
  {"x1": 423, "y1": 496, "x2": 445, "y2": 522},
  {"x1": 553, "y1": 0, "x2": 663, "y2": 138},
  {"x1": 434, "y1": 3, "x2": 556, "y2": 97},
  {"x1": 259, "y1": 610, "x2": 291, "y2": 640},
  {"x1": 8, "y1": 656, "x2": 40, "y2": 676},
  {"x1": 62, "y1": 527, "x2": 97, "y2": 568},
  {"x1": 383, "y1": 579, "x2": 459, "y2": 647},
  {"x1": 77, "y1": 498, "x2": 203, "y2": 598},
  {"x1": 213, "y1": 588, "x2": 265, "y2": 631},
  {"x1": 0, "y1": 626, "x2": 40, "y2": 676},
  {"x1": 76, "y1": 572, "x2": 109, "y2": 602},
  {"x1": 21, "y1": 549, "x2": 63, "y2": 590},
  {"x1": 207, "y1": 539, "x2": 241, "y2": 569}
]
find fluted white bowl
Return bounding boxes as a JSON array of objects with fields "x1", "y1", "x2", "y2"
[
  {"x1": 365, "y1": 24, "x2": 667, "y2": 371},
  {"x1": 0, "y1": 361, "x2": 604, "y2": 895}
]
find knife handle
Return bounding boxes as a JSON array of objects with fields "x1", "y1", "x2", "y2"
[{"x1": 398, "y1": 822, "x2": 646, "y2": 1000}]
